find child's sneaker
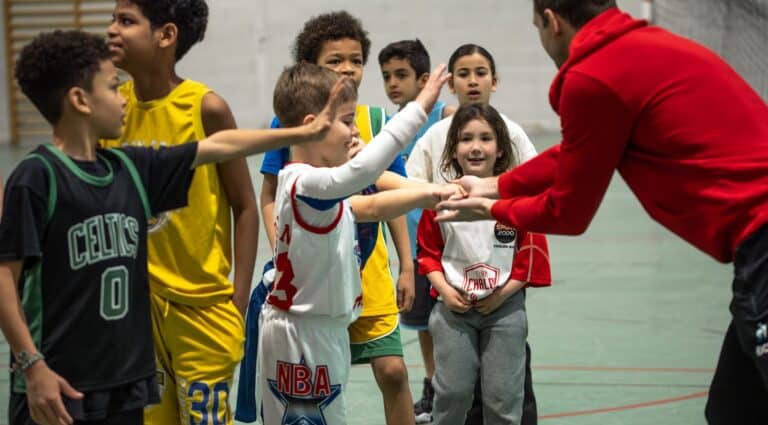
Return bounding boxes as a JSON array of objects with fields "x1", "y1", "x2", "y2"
[{"x1": 414, "y1": 377, "x2": 434, "y2": 423}]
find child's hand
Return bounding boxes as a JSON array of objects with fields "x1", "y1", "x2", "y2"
[
  {"x1": 453, "y1": 175, "x2": 498, "y2": 199},
  {"x1": 425, "y1": 183, "x2": 467, "y2": 209},
  {"x1": 435, "y1": 197, "x2": 496, "y2": 222},
  {"x1": 396, "y1": 270, "x2": 415, "y2": 313},
  {"x1": 440, "y1": 286, "x2": 471, "y2": 313},
  {"x1": 475, "y1": 280, "x2": 524, "y2": 315},
  {"x1": 307, "y1": 77, "x2": 355, "y2": 140},
  {"x1": 414, "y1": 64, "x2": 451, "y2": 115},
  {"x1": 475, "y1": 289, "x2": 511, "y2": 315}
]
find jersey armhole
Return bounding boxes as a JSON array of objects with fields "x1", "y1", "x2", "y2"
[
  {"x1": 23, "y1": 154, "x2": 57, "y2": 224},
  {"x1": 109, "y1": 149, "x2": 153, "y2": 220},
  {"x1": 290, "y1": 178, "x2": 343, "y2": 234},
  {"x1": 371, "y1": 106, "x2": 385, "y2": 136}
]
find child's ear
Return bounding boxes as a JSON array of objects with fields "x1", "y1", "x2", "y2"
[
  {"x1": 417, "y1": 73, "x2": 429, "y2": 90},
  {"x1": 302, "y1": 114, "x2": 317, "y2": 126},
  {"x1": 491, "y1": 75, "x2": 498, "y2": 93},
  {"x1": 157, "y1": 23, "x2": 178, "y2": 50},
  {"x1": 448, "y1": 77, "x2": 455, "y2": 94},
  {"x1": 67, "y1": 86, "x2": 91, "y2": 115}
]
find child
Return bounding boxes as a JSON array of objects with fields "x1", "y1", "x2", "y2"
[
  {"x1": 0, "y1": 30, "x2": 345, "y2": 425},
  {"x1": 258, "y1": 62, "x2": 453, "y2": 425},
  {"x1": 377, "y1": 38, "x2": 455, "y2": 424},
  {"x1": 255, "y1": 11, "x2": 416, "y2": 425},
  {"x1": 405, "y1": 43, "x2": 542, "y2": 425},
  {"x1": 102, "y1": 1, "x2": 259, "y2": 423},
  {"x1": 378, "y1": 39, "x2": 456, "y2": 162},
  {"x1": 418, "y1": 103, "x2": 551, "y2": 425}
]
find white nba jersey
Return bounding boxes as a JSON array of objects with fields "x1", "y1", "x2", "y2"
[{"x1": 268, "y1": 163, "x2": 363, "y2": 325}]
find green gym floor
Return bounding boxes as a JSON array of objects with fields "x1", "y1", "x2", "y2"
[{"x1": 0, "y1": 132, "x2": 728, "y2": 424}]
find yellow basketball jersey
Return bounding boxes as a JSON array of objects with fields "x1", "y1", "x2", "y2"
[
  {"x1": 101, "y1": 79, "x2": 233, "y2": 305},
  {"x1": 355, "y1": 105, "x2": 398, "y2": 317}
]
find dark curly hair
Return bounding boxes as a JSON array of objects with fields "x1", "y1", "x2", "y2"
[
  {"x1": 15, "y1": 30, "x2": 111, "y2": 125},
  {"x1": 293, "y1": 11, "x2": 371, "y2": 65},
  {"x1": 440, "y1": 103, "x2": 518, "y2": 180},
  {"x1": 273, "y1": 62, "x2": 358, "y2": 128},
  {"x1": 129, "y1": 0, "x2": 208, "y2": 61},
  {"x1": 378, "y1": 39, "x2": 430, "y2": 77}
]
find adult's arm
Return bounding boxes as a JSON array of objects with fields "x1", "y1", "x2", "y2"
[{"x1": 491, "y1": 73, "x2": 633, "y2": 234}]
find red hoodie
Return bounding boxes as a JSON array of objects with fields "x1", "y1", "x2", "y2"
[{"x1": 491, "y1": 8, "x2": 768, "y2": 263}]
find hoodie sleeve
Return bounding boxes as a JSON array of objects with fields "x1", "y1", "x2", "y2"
[{"x1": 492, "y1": 72, "x2": 632, "y2": 234}]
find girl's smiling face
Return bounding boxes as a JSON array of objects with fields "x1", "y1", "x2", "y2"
[{"x1": 453, "y1": 118, "x2": 501, "y2": 178}]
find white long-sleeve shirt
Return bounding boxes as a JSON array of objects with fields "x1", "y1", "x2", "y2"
[
  {"x1": 405, "y1": 113, "x2": 537, "y2": 184},
  {"x1": 267, "y1": 102, "x2": 427, "y2": 323}
]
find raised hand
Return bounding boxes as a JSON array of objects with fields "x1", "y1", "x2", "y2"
[
  {"x1": 414, "y1": 64, "x2": 451, "y2": 115},
  {"x1": 307, "y1": 77, "x2": 356, "y2": 140}
]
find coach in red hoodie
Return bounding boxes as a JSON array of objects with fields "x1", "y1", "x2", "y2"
[{"x1": 437, "y1": 1, "x2": 768, "y2": 423}]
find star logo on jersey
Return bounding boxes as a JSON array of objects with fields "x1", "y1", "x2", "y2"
[{"x1": 267, "y1": 357, "x2": 342, "y2": 425}]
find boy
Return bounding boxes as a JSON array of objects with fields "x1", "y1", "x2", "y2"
[
  {"x1": 102, "y1": 1, "x2": 258, "y2": 423},
  {"x1": 257, "y1": 11, "x2": 416, "y2": 425},
  {"x1": 259, "y1": 61, "x2": 453, "y2": 425},
  {"x1": 0, "y1": 30, "x2": 344, "y2": 425},
  {"x1": 377, "y1": 38, "x2": 455, "y2": 424}
]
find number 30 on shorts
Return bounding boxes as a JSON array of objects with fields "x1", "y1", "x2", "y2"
[
  {"x1": 100, "y1": 265, "x2": 129, "y2": 320},
  {"x1": 189, "y1": 381, "x2": 230, "y2": 425}
]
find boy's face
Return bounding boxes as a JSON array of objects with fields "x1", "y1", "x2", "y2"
[
  {"x1": 381, "y1": 57, "x2": 425, "y2": 108},
  {"x1": 449, "y1": 53, "x2": 497, "y2": 106},
  {"x1": 318, "y1": 100, "x2": 360, "y2": 167},
  {"x1": 316, "y1": 38, "x2": 364, "y2": 88},
  {"x1": 107, "y1": 0, "x2": 158, "y2": 71},
  {"x1": 86, "y1": 60, "x2": 127, "y2": 139}
]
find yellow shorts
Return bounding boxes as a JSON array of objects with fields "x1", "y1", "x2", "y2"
[
  {"x1": 348, "y1": 312, "x2": 398, "y2": 344},
  {"x1": 145, "y1": 292, "x2": 244, "y2": 425}
]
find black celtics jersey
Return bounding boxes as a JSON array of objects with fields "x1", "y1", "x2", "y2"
[{"x1": 0, "y1": 143, "x2": 196, "y2": 392}]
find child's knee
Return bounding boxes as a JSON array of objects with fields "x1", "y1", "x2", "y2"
[{"x1": 372, "y1": 356, "x2": 409, "y2": 389}]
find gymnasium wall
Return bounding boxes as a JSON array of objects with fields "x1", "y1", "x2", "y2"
[{"x1": 0, "y1": 0, "x2": 645, "y2": 145}]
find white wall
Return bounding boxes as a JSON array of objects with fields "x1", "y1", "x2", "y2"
[
  {"x1": 0, "y1": 0, "x2": 645, "y2": 144},
  {"x1": 176, "y1": 0, "x2": 576, "y2": 130}
]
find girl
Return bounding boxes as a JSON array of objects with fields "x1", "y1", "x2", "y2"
[
  {"x1": 405, "y1": 43, "x2": 538, "y2": 184},
  {"x1": 417, "y1": 104, "x2": 551, "y2": 425},
  {"x1": 405, "y1": 44, "x2": 542, "y2": 425}
]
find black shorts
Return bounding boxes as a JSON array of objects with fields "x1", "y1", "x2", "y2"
[
  {"x1": 9, "y1": 375, "x2": 159, "y2": 425},
  {"x1": 400, "y1": 260, "x2": 437, "y2": 330},
  {"x1": 705, "y1": 222, "x2": 768, "y2": 424}
]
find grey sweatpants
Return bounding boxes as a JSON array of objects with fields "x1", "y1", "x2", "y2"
[{"x1": 429, "y1": 291, "x2": 527, "y2": 425}]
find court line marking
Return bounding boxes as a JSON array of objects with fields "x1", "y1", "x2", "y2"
[{"x1": 539, "y1": 391, "x2": 708, "y2": 420}]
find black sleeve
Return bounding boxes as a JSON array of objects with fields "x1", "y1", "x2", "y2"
[
  {"x1": 119, "y1": 143, "x2": 198, "y2": 215},
  {"x1": 0, "y1": 160, "x2": 50, "y2": 262}
]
